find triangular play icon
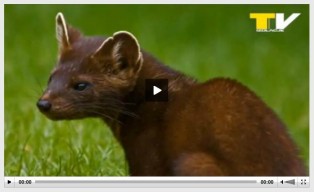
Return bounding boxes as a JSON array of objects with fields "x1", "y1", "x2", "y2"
[{"x1": 153, "y1": 86, "x2": 162, "y2": 95}]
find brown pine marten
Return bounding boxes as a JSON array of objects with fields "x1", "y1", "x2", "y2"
[{"x1": 37, "y1": 13, "x2": 306, "y2": 176}]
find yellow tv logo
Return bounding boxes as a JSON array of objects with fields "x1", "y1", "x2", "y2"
[{"x1": 250, "y1": 13, "x2": 300, "y2": 32}]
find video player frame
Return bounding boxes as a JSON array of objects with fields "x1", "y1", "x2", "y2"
[{"x1": 3, "y1": 3, "x2": 309, "y2": 190}]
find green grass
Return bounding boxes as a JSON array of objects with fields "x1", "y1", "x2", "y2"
[{"x1": 5, "y1": 5, "x2": 309, "y2": 176}]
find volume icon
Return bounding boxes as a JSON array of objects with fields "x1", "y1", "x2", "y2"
[{"x1": 285, "y1": 179, "x2": 295, "y2": 185}]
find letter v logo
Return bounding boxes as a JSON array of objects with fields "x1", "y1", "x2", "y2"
[{"x1": 276, "y1": 13, "x2": 300, "y2": 30}]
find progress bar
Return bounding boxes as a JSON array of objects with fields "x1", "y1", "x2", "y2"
[{"x1": 36, "y1": 180, "x2": 257, "y2": 184}]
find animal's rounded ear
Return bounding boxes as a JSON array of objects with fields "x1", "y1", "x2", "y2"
[
  {"x1": 92, "y1": 31, "x2": 143, "y2": 74},
  {"x1": 112, "y1": 31, "x2": 142, "y2": 66},
  {"x1": 55, "y1": 12, "x2": 82, "y2": 53}
]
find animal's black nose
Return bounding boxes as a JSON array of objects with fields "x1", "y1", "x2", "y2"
[{"x1": 37, "y1": 100, "x2": 52, "y2": 111}]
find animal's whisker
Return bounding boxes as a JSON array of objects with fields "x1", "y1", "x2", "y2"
[
  {"x1": 55, "y1": 100, "x2": 138, "y2": 120},
  {"x1": 82, "y1": 108, "x2": 122, "y2": 125}
]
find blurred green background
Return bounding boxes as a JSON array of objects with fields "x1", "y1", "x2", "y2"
[{"x1": 4, "y1": 5, "x2": 309, "y2": 176}]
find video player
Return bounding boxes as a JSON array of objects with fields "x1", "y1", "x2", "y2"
[{"x1": 3, "y1": 2, "x2": 310, "y2": 192}]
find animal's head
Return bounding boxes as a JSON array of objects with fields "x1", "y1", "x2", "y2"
[{"x1": 37, "y1": 13, "x2": 143, "y2": 120}]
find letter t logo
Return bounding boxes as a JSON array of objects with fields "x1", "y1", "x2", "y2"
[{"x1": 250, "y1": 13, "x2": 276, "y2": 30}]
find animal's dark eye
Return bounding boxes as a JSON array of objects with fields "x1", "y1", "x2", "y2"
[{"x1": 73, "y1": 82, "x2": 90, "y2": 91}]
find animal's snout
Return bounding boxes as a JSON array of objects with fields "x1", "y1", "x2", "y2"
[{"x1": 37, "y1": 99, "x2": 52, "y2": 112}]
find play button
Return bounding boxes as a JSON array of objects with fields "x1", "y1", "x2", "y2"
[
  {"x1": 153, "y1": 86, "x2": 162, "y2": 95},
  {"x1": 145, "y1": 79, "x2": 168, "y2": 102}
]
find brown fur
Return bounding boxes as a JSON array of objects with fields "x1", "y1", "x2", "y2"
[{"x1": 37, "y1": 13, "x2": 307, "y2": 176}]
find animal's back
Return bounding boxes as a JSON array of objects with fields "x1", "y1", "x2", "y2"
[{"x1": 164, "y1": 78, "x2": 306, "y2": 176}]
